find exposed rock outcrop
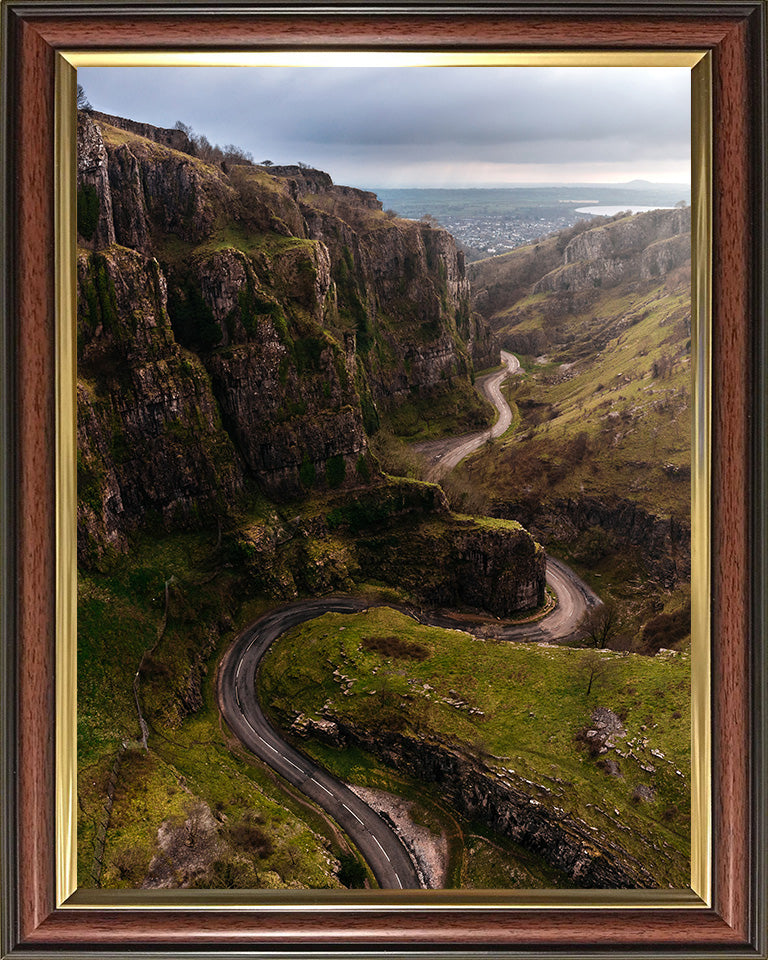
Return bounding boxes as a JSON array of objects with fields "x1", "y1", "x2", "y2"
[
  {"x1": 495, "y1": 496, "x2": 690, "y2": 587},
  {"x1": 309, "y1": 724, "x2": 656, "y2": 888},
  {"x1": 346, "y1": 507, "x2": 546, "y2": 616},
  {"x1": 76, "y1": 112, "x2": 500, "y2": 560},
  {"x1": 76, "y1": 246, "x2": 245, "y2": 560},
  {"x1": 532, "y1": 208, "x2": 690, "y2": 295},
  {"x1": 87, "y1": 110, "x2": 194, "y2": 154},
  {"x1": 77, "y1": 112, "x2": 115, "y2": 249},
  {"x1": 640, "y1": 232, "x2": 691, "y2": 280}
]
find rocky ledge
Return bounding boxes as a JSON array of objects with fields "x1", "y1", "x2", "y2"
[{"x1": 293, "y1": 720, "x2": 657, "y2": 889}]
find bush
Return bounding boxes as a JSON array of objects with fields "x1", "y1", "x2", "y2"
[
  {"x1": 110, "y1": 844, "x2": 149, "y2": 883},
  {"x1": 441, "y1": 474, "x2": 491, "y2": 516},
  {"x1": 299, "y1": 454, "x2": 316, "y2": 490},
  {"x1": 640, "y1": 602, "x2": 691, "y2": 653},
  {"x1": 338, "y1": 852, "x2": 367, "y2": 888},
  {"x1": 566, "y1": 431, "x2": 590, "y2": 464},
  {"x1": 361, "y1": 634, "x2": 430, "y2": 661},
  {"x1": 355, "y1": 454, "x2": 371, "y2": 483},
  {"x1": 227, "y1": 814, "x2": 273, "y2": 858}
]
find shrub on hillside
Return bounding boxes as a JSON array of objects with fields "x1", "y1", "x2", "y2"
[
  {"x1": 640, "y1": 602, "x2": 691, "y2": 653},
  {"x1": 77, "y1": 184, "x2": 100, "y2": 240},
  {"x1": 338, "y1": 852, "x2": 367, "y2": 888},
  {"x1": 325, "y1": 454, "x2": 346, "y2": 489}
]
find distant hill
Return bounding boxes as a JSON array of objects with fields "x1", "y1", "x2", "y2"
[{"x1": 368, "y1": 184, "x2": 691, "y2": 221}]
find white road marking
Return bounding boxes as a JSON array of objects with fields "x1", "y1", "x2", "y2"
[
  {"x1": 341, "y1": 802, "x2": 364, "y2": 826},
  {"x1": 312, "y1": 778, "x2": 334, "y2": 797},
  {"x1": 282, "y1": 756, "x2": 303, "y2": 773},
  {"x1": 394, "y1": 873, "x2": 403, "y2": 889},
  {"x1": 236, "y1": 659, "x2": 243, "y2": 680},
  {"x1": 372, "y1": 836, "x2": 391, "y2": 862},
  {"x1": 245, "y1": 635, "x2": 259, "y2": 654}
]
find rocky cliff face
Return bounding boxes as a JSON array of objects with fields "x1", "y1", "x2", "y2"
[
  {"x1": 76, "y1": 112, "x2": 499, "y2": 560},
  {"x1": 76, "y1": 245, "x2": 246, "y2": 559},
  {"x1": 354, "y1": 515, "x2": 546, "y2": 616},
  {"x1": 87, "y1": 110, "x2": 194, "y2": 154},
  {"x1": 227, "y1": 479, "x2": 545, "y2": 615},
  {"x1": 300, "y1": 723, "x2": 656, "y2": 887},
  {"x1": 495, "y1": 496, "x2": 690, "y2": 588},
  {"x1": 532, "y1": 208, "x2": 690, "y2": 295}
]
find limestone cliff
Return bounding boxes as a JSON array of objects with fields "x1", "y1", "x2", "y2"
[
  {"x1": 353, "y1": 514, "x2": 546, "y2": 616},
  {"x1": 76, "y1": 245, "x2": 245, "y2": 560},
  {"x1": 532, "y1": 207, "x2": 690, "y2": 295},
  {"x1": 315, "y1": 724, "x2": 657, "y2": 888},
  {"x1": 496, "y1": 496, "x2": 690, "y2": 588},
  {"x1": 75, "y1": 112, "x2": 499, "y2": 561},
  {"x1": 469, "y1": 208, "x2": 691, "y2": 321}
]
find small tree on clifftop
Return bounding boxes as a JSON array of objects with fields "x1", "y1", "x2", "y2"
[
  {"x1": 578, "y1": 650, "x2": 610, "y2": 697},
  {"x1": 77, "y1": 84, "x2": 91, "y2": 110}
]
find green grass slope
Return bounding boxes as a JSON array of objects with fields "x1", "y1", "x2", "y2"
[
  {"x1": 259, "y1": 606, "x2": 691, "y2": 888},
  {"x1": 463, "y1": 276, "x2": 691, "y2": 520},
  {"x1": 78, "y1": 524, "x2": 356, "y2": 890}
]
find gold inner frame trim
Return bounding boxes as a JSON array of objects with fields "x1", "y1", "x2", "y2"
[
  {"x1": 56, "y1": 48, "x2": 711, "y2": 911},
  {"x1": 65, "y1": 51, "x2": 705, "y2": 69},
  {"x1": 689, "y1": 52, "x2": 713, "y2": 911},
  {"x1": 55, "y1": 54, "x2": 78, "y2": 913}
]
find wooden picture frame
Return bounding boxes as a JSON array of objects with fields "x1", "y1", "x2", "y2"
[{"x1": 1, "y1": 1, "x2": 766, "y2": 956}]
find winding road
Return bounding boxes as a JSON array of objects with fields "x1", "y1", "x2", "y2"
[
  {"x1": 217, "y1": 597, "x2": 421, "y2": 889},
  {"x1": 411, "y1": 349, "x2": 601, "y2": 639},
  {"x1": 414, "y1": 349, "x2": 520, "y2": 480},
  {"x1": 218, "y1": 597, "x2": 422, "y2": 889},
  {"x1": 217, "y1": 349, "x2": 601, "y2": 889}
]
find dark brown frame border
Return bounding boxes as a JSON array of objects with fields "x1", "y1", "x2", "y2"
[{"x1": 1, "y1": 2, "x2": 766, "y2": 957}]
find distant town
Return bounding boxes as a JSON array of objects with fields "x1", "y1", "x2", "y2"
[
  {"x1": 438, "y1": 211, "x2": 586, "y2": 257},
  {"x1": 371, "y1": 184, "x2": 690, "y2": 260}
]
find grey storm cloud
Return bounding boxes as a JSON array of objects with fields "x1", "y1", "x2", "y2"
[{"x1": 79, "y1": 65, "x2": 691, "y2": 186}]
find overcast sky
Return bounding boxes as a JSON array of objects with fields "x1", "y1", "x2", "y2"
[{"x1": 79, "y1": 66, "x2": 691, "y2": 189}]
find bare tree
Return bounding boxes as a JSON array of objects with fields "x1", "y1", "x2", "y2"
[
  {"x1": 577, "y1": 601, "x2": 622, "y2": 649},
  {"x1": 76, "y1": 83, "x2": 91, "y2": 110},
  {"x1": 222, "y1": 144, "x2": 254, "y2": 164},
  {"x1": 578, "y1": 650, "x2": 610, "y2": 697}
]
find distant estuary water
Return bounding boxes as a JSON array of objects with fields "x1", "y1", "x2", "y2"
[{"x1": 575, "y1": 204, "x2": 675, "y2": 217}]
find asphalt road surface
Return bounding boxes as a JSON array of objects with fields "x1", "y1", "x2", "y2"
[
  {"x1": 217, "y1": 572, "x2": 600, "y2": 890},
  {"x1": 218, "y1": 348, "x2": 601, "y2": 889},
  {"x1": 414, "y1": 349, "x2": 521, "y2": 480},
  {"x1": 217, "y1": 597, "x2": 421, "y2": 890},
  {"x1": 420, "y1": 555, "x2": 600, "y2": 644},
  {"x1": 412, "y1": 348, "x2": 601, "y2": 636}
]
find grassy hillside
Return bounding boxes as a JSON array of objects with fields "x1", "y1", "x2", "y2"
[
  {"x1": 451, "y1": 211, "x2": 693, "y2": 671},
  {"x1": 467, "y1": 218, "x2": 602, "y2": 318},
  {"x1": 77, "y1": 475, "x2": 547, "y2": 889},
  {"x1": 77, "y1": 521, "x2": 358, "y2": 890},
  {"x1": 259, "y1": 606, "x2": 691, "y2": 888},
  {"x1": 462, "y1": 275, "x2": 691, "y2": 520}
]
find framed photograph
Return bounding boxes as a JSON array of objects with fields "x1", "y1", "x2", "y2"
[{"x1": 1, "y1": 2, "x2": 766, "y2": 957}]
